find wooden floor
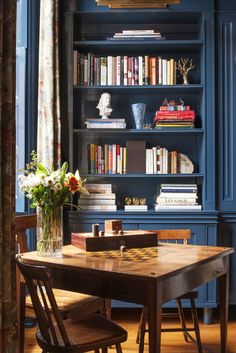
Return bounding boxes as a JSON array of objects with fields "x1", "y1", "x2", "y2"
[{"x1": 24, "y1": 308, "x2": 236, "y2": 353}]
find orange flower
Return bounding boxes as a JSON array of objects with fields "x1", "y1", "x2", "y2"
[{"x1": 67, "y1": 176, "x2": 80, "y2": 193}]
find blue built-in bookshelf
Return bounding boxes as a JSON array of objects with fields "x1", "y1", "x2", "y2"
[{"x1": 61, "y1": 0, "x2": 236, "y2": 315}]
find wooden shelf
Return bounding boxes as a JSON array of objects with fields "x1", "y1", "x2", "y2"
[
  {"x1": 74, "y1": 84, "x2": 204, "y2": 94},
  {"x1": 74, "y1": 128, "x2": 204, "y2": 134},
  {"x1": 74, "y1": 40, "x2": 202, "y2": 53},
  {"x1": 80, "y1": 173, "x2": 204, "y2": 178}
]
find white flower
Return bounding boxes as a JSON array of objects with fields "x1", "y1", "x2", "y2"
[{"x1": 55, "y1": 183, "x2": 63, "y2": 191}]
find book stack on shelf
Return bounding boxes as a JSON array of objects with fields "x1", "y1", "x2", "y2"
[
  {"x1": 78, "y1": 184, "x2": 117, "y2": 211},
  {"x1": 154, "y1": 103, "x2": 196, "y2": 128},
  {"x1": 88, "y1": 144, "x2": 127, "y2": 174},
  {"x1": 85, "y1": 118, "x2": 126, "y2": 129},
  {"x1": 155, "y1": 184, "x2": 201, "y2": 211},
  {"x1": 73, "y1": 51, "x2": 176, "y2": 86},
  {"x1": 107, "y1": 29, "x2": 164, "y2": 41},
  {"x1": 146, "y1": 148, "x2": 194, "y2": 174}
]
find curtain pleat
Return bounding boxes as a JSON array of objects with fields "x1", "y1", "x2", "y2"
[
  {"x1": 0, "y1": 1, "x2": 17, "y2": 353},
  {"x1": 37, "y1": 0, "x2": 61, "y2": 169}
]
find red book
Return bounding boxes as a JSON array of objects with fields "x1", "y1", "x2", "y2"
[
  {"x1": 156, "y1": 110, "x2": 195, "y2": 116},
  {"x1": 154, "y1": 115, "x2": 195, "y2": 122}
]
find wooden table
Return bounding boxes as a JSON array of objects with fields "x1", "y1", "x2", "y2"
[{"x1": 21, "y1": 243, "x2": 234, "y2": 353}]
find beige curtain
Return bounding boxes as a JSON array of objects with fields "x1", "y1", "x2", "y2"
[
  {"x1": 0, "y1": 1, "x2": 17, "y2": 353},
  {"x1": 37, "y1": 0, "x2": 61, "y2": 169}
]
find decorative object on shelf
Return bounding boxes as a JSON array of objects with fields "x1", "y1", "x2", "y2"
[
  {"x1": 96, "y1": 92, "x2": 113, "y2": 119},
  {"x1": 178, "y1": 153, "x2": 194, "y2": 174},
  {"x1": 132, "y1": 103, "x2": 146, "y2": 129},
  {"x1": 18, "y1": 151, "x2": 88, "y2": 257},
  {"x1": 95, "y1": 0, "x2": 180, "y2": 9},
  {"x1": 125, "y1": 197, "x2": 146, "y2": 205},
  {"x1": 176, "y1": 58, "x2": 196, "y2": 85},
  {"x1": 125, "y1": 197, "x2": 132, "y2": 205}
]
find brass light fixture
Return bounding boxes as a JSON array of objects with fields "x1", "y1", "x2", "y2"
[{"x1": 96, "y1": 0, "x2": 180, "y2": 8}]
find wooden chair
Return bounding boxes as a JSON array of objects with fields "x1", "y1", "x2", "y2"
[
  {"x1": 136, "y1": 229, "x2": 202, "y2": 353},
  {"x1": 16, "y1": 254, "x2": 127, "y2": 353},
  {"x1": 15, "y1": 214, "x2": 111, "y2": 353}
]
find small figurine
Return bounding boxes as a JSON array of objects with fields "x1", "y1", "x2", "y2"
[
  {"x1": 96, "y1": 92, "x2": 113, "y2": 119},
  {"x1": 176, "y1": 58, "x2": 195, "y2": 85}
]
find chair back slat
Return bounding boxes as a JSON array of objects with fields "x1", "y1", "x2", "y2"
[
  {"x1": 16, "y1": 255, "x2": 70, "y2": 347},
  {"x1": 15, "y1": 214, "x2": 37, "y2": 253},
  {"x1": 156, "y1": 229, "x2": 191, "y2": 245}
]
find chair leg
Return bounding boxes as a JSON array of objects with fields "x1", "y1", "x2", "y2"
[
  {"x1": 176, "y1": 298, "x2": 190, "y2": 343},
  {"x1": 19, "y1": 282, "x2": 26, "y2": 353},
  {"x1": 190, "y1": 298, "x2": 203, "y2": 353},
  {"x1": 116, "y1": 343, "x2": 123, "y2": 353},
  {"x1": 102, "y1": 347, "x2": 108, "y2": 353},
  {"x1": 137, "y1": 307, "x2": 148, "y2": 353}
]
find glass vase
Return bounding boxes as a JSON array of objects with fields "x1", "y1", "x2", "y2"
[
  {"x1": 37, "y1": 207, "x2": 63, "y2": 257},
  {"x1": 131, "y1": 103, "x2": 146, "y2": 129}
]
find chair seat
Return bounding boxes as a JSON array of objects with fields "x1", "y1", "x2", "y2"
[
  {"x1": 26, "y1": 289, "x2": 107, "y2": 319},
  {"x1": 37, "y1": 313, "x2": 127, "y2": 351}
]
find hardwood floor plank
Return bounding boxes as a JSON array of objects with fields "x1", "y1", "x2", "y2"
[{"x1": 24, "y1": 309, "x2": 236, "y2": 353}]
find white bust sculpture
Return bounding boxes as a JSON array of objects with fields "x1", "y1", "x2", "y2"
[{"x1": 96, "y1": 92, "x2": 112, "y2": 119}]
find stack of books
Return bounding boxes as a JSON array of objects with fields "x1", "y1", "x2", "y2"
[
  {"x1": 85, "y1": 118, "x2": 126, "y2": 129},
  {"x1": 154, "y1": 104, "x2": 196, "y2": 128},
  {"x1": 78, "y1": 184, "x2": 117, "y2": 211},
  {"x1": 107, "y1": 29, "x2": 164, "y2": 41},
  {"x1": 155, "y1": 184, "x2": 201, "y2": 211}
]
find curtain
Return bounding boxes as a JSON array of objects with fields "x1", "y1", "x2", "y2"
[
  {"x1": 0, "y1": 1, "x2": 17, "y2": 353},
  {"x1": 37, "y1": 0, "x2": 61, "y2": 169}
]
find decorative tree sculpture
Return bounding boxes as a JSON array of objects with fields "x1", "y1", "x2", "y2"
[{"x1": 176, "y1": 58, "x2": 195, "y2": 85}]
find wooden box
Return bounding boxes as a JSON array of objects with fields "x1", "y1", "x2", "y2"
[{"x1": 71, "y1": 230, "x2": 157, "y2": 251}]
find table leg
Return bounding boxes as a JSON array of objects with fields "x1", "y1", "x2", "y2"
[
  {"x1": 219, "y1": 257, "x2": 229, "y2": 353},
  {"x1": 147, "y1": 283, "x2": 162, "y2": 353}
]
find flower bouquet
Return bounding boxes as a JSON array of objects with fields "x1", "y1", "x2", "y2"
[{"x1": 18, "y1": 152, "x2": 88, "y2": 257}]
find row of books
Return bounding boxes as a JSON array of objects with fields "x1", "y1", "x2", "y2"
[
  {"x1": 85, "y1": 118, "x2": 126, "y2": 129},
  {"x1": 155, "y1": 184, "x2": 202, "y2": 211},
  {"x1": 73, "y1": 51, "x2": 177, "y2": 86},
  {"x1": 88, "y1": 144, "x2": 127, "y2": 175},
  {"x1": 87, "y1": 144, "x2": 194, "y2": 175},
  {"x1": 79, "y1": 184, "x2": 117, "y2": 211},
  {"x1": 146, "y1": 149, "x2": 194, "y2": 174},
  {"x1": 154, "y1": 109, "x2": 196, "y2": 128}
]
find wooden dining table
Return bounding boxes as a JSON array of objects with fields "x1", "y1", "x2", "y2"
[{"x1": 21, "y1": 243, "x2": 234, "y2": 353}]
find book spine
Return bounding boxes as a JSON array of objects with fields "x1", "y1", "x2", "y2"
[
  {"x1": 138, "y1": 56, "x2": 143, "y2": 85},
  {"x1": 124, "y1": 56, "x2": 128, "y2": 85},
  {"x1": 107, "y1": 56, "x2": 113, "y2": 85},
  {"x1": 144, "y1": 56, "x2": 149, "y2": 85},
  {"x1": 123, "y1": 147, "x2": 127, "y2": 174},
  {"x1": 116, "y1": 56, "x2": 121, "y2": 85},
  {"x1": 100, "y1": 57, "x2": 107, "y2": 85},
  {"x1": 108, "y1": 145, "x2": 113, "y2": 174},
  {"x1": 112, "y1": 144, "x2": 117, "y2": 174},
  {"x1": 73, "y1": 50, "x2": 78, "y2": 85}
]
